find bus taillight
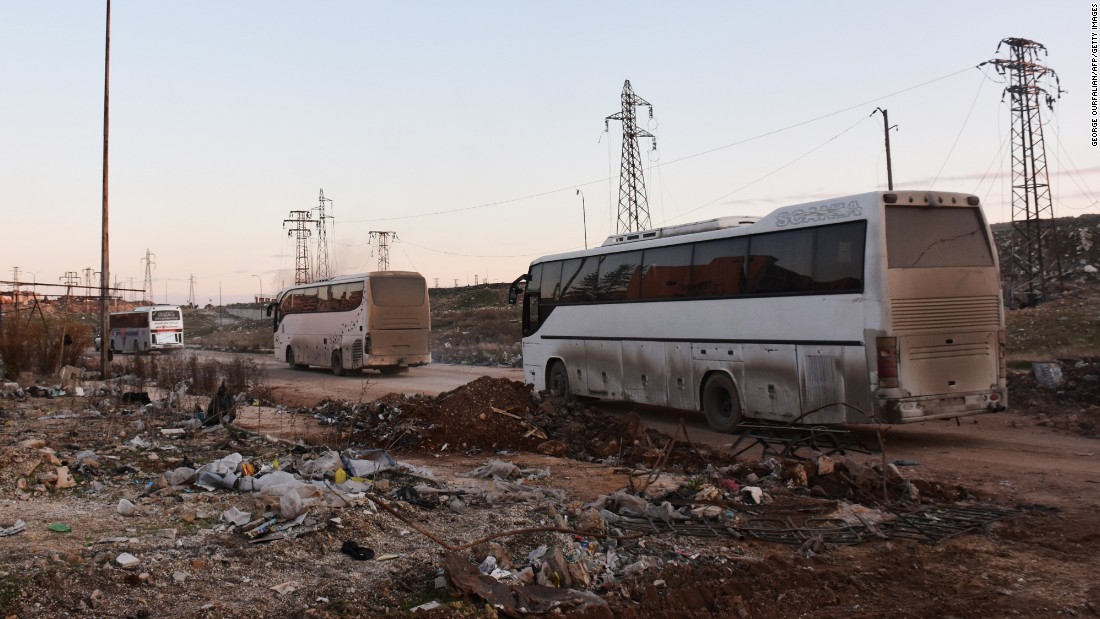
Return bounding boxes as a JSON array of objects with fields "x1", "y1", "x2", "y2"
[
  {"x1": 997, "y1": 329, "x2": 1007, "y2": 378},
  {"x1": 877, "y1": 337, "x2": 899, "y2": 388}
]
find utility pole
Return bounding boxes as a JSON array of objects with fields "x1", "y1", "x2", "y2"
[
  {"x1": 433, "y1": 278, "x2": 439, "y2": 289},
  {"x1": 605, "y1": 79, "x2": 657, "y2": 234},
  {"x1": 985, "y1": 37, "x2": 1064, "y2": 307},
  {"x1": 284, "y1": 210, "x2": 315, "y2": 285},
  {"x1": 141, "y1": 249, "x2": 156, "y2": 304},
  {"x1": 100, "y1": 0, "x2": 111, "y2": 376},
  {"x1": 10, "y1": 267, "x2": 20, "y2": 303},
  {"x1": 367, "y1": 231, "x2": 395, "y2": 271},
  {"x1": 187, "y1": 274, "x2": 197, "y2": 308},
  {"x1": 872, "y1": 108, "x2": 897, "y2": 190},
  {"x1": 313, "y1": 189, "x2": 334, "y2": 281}
]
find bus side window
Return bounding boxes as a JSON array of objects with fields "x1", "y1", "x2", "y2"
[
  {"x1": 692, "y1": 238, "x2": 747, "y2": 297},
  {"x1": 560, "y1": 257, "x2": 599, "y2": 303},
  {"x1": 316, "y1": 286, "x2": 332, "y2": 312},
  {"x1": 539, "y1": 261, "x2": 563, "y2": 305},
  {"x1": 641, "y1": 244, "x2": 693, "y2": 299},
  {"x1": 596, "y1": 251, "x2": 641, "y2": 301},
  {"x1": 813, "y1": 221, "x2": 866, "y2": 291},
  {"x1": 747, "y1": 229, "x2": 815, "y2": 294}
]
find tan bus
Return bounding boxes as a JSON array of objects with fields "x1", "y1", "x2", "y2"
[{"x1": 271, "y1": 271, "x2": 430, "y2": 375}]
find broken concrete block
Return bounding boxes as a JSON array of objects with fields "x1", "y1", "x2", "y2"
[{"x1": 115, "y1": 552, "x2": 140, "y2": 569}]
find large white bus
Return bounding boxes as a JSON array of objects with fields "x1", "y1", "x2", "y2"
[
  {"x1": 508, "y1": 190, "x2": 1007, "y2": 431},
  {"x1": 271, "y1": 271, "x2": 431, "y2": 375},
  {"x1": 107, "y1": 305, "x2": 185, "y2": 354}
]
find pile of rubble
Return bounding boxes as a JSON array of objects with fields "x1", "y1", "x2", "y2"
[{"x1": 1007, "y1": 358, "x2": 1099, "y2": 436}]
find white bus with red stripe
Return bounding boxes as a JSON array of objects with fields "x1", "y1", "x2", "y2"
[
  {"x1": 509, "y1": 190, "x2": 1007, "y2": 431},
  {"x1": 108, "y1": 305, "x2": 185, "y2": 354}
]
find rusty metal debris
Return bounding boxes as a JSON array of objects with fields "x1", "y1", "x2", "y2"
[
  {"x1": 878, "y1": 505, "x2": 1021, "y2": 544},
  {"x1": 729, "y1": 422, "x2": 880, "y2": 460},
  {"x1": 618, "y1": 505, "x2": 1021, "y2": 547}
]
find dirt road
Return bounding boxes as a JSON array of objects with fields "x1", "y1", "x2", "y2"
[
  {"x1": 229, "y1": 352, "x2": 1099, "y2": 513},
  {"x1": 196, "y1": 350, "x2": 522, "y2": 405}
]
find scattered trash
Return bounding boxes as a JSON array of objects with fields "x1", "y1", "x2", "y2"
[
  {"x1": 269, "y1": 581, "x2": 299, "y2": 595},
  {"x1": 47, "y1": 522, "x2": 72, "y2": 533},
  {"x1": 444, "y1": 552, "x2": 609, "y2": 616},
  {"x1": 0, "y1": 520, "x2": 27, "y2": 537},
  {"x1": 221, "y1": 507, "x2": 252, "y2": 526},
  {"x1": 340, "y1": 540, "x2": 375, "y2": 561},
  {"x1": 1032, "y1": 361, "x2": 1065, "y2": 390},
  {"x1": 410, "y1": 600, "x2": 442, "y2": 612}
]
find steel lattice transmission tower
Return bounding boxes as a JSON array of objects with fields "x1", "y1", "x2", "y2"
[
  {"x1": 187, "y1": 274, "x2": 197, "y2": 308},
  {"x1": 605, "y1": 80, "x2": 657, "y2": 234},
  {"x1": 313, "y1": 188, "x2": 334, "y2": 281},
  {"x1": 284, "y1": 210, "x2": 316, "y2": 285},
  {"x1": 986, "y1": 37, "x2": 1064, "y2": 306},
  {"x1": 368, "y1": 231, "x2": 395, "y2": 271},
  {"x1": 141, "y1": 249, "x2": 156, "y2": 303}
]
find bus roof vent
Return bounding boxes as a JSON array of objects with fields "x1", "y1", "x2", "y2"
[{"x1": 601, "y1": 216, "x2": 759, "y2": 246}]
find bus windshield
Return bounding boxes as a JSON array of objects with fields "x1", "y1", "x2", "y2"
[
  {"x1": 885, "y1": 206, "x2": 994, "y2": 268},
  {"x1": 371, "y1": 277, "x2": 426, "y2": 307}
]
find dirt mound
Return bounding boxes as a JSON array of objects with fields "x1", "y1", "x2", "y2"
[
  {"x1": 1007, "y1": 358, "x2": 1100, "y2": 437},
  {"x1": 335, "y1": 377, "x2": 715, "y2": 470}
]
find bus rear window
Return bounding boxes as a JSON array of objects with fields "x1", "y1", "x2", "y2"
[
  {"x1": 886, "y1": 206, "x2": 994, "y2": 268},
  {"x1": 152, "y1": 310, "x2": 180, "y2": 321},
  {"x1": 370, "y1": 278, "x2": 425, "y2": 307}
]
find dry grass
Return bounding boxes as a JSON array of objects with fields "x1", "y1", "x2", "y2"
[
  {"x1": 0, "y1": 311, "x2": 92, "y2": 378},
  {"x1": 115, "y1": 352, "x2": 271, "y2": 400}
]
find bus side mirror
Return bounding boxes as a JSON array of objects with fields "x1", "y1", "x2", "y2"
[{"x1": 508, "y1": 274, "x2": 528, "y2": 305}]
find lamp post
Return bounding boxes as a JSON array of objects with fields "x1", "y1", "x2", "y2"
[
  {"x1": 575, "y1": 189, "x2": 588, "y2": 250},
  {"x1": 252, "y1": 274, "x2": 263, "y2": 303}
]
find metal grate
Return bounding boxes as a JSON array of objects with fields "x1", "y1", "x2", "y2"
[
  {"x1": 878, "y1": 505, "x2": 1020, "y2": 544},
  {"x1": 891, "y1": 296, "x2": 1001, "y2": 334}
]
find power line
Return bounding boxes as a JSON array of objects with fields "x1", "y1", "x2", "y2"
[{"x1": 339, "y1": 65, "x2": 982, "y2": 225}]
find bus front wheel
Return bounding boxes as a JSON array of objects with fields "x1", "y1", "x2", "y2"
[
  {"x1": 331, "y1": 351, "x2": 345, "y2": 377},
  {"x1": 702, "y1": 373, "x2": 743, "y2": 433},
  {"x1": 547, "y1": 361, "x2": 573, "y2": 401}
]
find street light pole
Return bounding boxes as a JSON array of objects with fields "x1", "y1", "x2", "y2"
[
  {"x1": 252, "y1": 274, "x2": 262, "y2": 303},
  {"x1": 575, "y1": 189, "x2": 588, "y2": 250}
]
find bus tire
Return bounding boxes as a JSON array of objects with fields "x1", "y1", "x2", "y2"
[
  {"x1": 287, "y1": 347, "x2": 306, "y2": 370},
  {"x1": 331, "y1": 351, "x2": 345, "y2": 377},
  {"x1": 702, "y1": 373, "x2": 743, "y2": 433},
  {"x1": 547, "y1": 361, "x2": 573, "y2": 401}
]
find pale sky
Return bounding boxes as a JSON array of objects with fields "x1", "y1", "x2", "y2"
[{"x1": 1, "y1": 2, "x2": 1096, "y2": 304}]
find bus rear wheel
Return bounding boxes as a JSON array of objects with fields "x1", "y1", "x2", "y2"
[
  {"x1": 331, "y1": 351, "x2": 345, "y2": 377},
  {"x1": 287, "y1": 347, "x2": 306, "y2": 370},
  {"x1": 702, "y1": 373, "x2": 743, "y2": 432},
  {"x1": 547, "y1": 361, "x2": 573, "y2": 401}
]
